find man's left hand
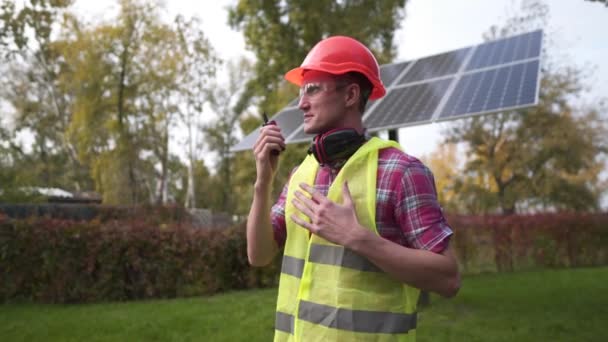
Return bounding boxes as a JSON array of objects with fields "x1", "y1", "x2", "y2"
[{"x1": 290, "y1": 182, "x2": 367, "y2": 247}]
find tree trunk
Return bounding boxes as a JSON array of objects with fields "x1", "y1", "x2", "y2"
[
  {"x1": 184, "y1": 115, "x2": 196, "y2": 208},
  {"x1": 156, "y1": 127, "x2": 170, "y2": 205},
  {"x1": 185, "y1": 159, "x2": 196, "y2": 208}
]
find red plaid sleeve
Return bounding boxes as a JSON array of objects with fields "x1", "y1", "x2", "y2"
[
  {"x1": 270, "y1": 174, "x2": 291, "y2": 249},
  {"x1": 392, "y1": 156, "x2": 452, "y2": 254}
]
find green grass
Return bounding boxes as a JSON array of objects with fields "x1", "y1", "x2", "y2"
[
  {"x1": 1, "y1": 267, "x2": 606, "y2": 341},
  {"x1": 417, "y1": 267, "x2": 607, "y2": 342}
]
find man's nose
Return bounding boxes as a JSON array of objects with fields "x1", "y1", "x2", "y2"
[{"x1": 298, "y1": 96, "x2": 310, "y2": 111}]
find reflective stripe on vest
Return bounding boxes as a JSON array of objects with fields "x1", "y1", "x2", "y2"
[
  {"x1": 281, "y1": 255, "x2": 305, "y2": 278},
  {"x1": 275, "y1": 311, "x2": 294, "y2": 333},
  {"x1": 299, "y1": 300, "x2": 417, "y2": 334},
  {"x1": 276, "y1": 303, "x2": 417, "y2": 335},
  {"x1": 281, "y1": 243, "x2": 379, "y2": 279},
  {"x1": 309, "y1": 243, "x2": 382, "y2": 273},
  {"x1": 274, "y1": 137, "x2": 419, "y2": 342}
]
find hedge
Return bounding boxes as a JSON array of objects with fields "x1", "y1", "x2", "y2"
[
  {"x1": 0, "y1": 214, "x2": 279, "y2": 303},
  {"x1": 448, "y1": 213, "x2": 608, "y2": 273},
  {"x1": 1, "y1": 212, "x2": 607, "y2": 303}
]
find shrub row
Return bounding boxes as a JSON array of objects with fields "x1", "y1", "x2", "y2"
[
  {"x1": 0, "y1": 215, "x2": 279, "y2": 303},
  {"x1": 448, "y1": 213, "x2": 608, "y2": 273},
  {"x1": 1, "y1": 212, "x2": 606, "y2": 303}
]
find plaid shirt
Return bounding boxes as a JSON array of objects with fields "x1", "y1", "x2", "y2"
[{"x1": 271, "y1": 146, "x2": 452, "y2": 254}]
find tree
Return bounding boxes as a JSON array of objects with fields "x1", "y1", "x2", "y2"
[
  {"x1": 228, "y1": 0, "x2": 407, "y2": 114},
  {"x1": 64, "y1": 0, "x2": 199, "y2": 205},
  {"x1": 1, "y1": 0, "x2": 222, "y2": 205},
  {"x1": 65, "y1": 0, "x2": 150, "y2": 204},
  {"x1": 420, "y1": 143, "x2": 462, "y2": 213},
  {"x1": 203, "y1": 58, "x2": 255, "y2": 214},
  {"x1": 0, "y1": 0, "x2": 73, "y2": 57},
  {"x1": 174, "y1": 15, "x2": 218, "y2": 209},
  {"x1": 443, "y1": 1, "x2": 608, "y2": 214},
  {"x1": 0, "y1": 0, "x2": 94, "y2": 192}
]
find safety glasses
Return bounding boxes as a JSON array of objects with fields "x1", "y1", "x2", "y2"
[{"x1": 299, "y1": 81, "x2": 348, "y2": 98}]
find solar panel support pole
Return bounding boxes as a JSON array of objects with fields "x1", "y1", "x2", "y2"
[{"x1": 388, "y1": 129, "x2": 399, "y2": 142}]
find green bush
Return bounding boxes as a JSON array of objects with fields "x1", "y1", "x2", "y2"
[{"x1": 0, "y1": 214, "x2": 279, "y2": 303}]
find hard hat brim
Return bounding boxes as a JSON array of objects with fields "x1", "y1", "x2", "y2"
[{"x1": 285, "y1": 66, "x2": 385, "y2": 100}]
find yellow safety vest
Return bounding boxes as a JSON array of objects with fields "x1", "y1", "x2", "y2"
[{"x1": 274, "y1": 137, "x2": 420, "y2": 342}]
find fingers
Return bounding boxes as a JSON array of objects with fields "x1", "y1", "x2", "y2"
[
  {"x1": 299, "y1": 183, "x2": 326, "y2": 204},
  {"x1": 293, "y1": 191, "x2": 316, "y2": 216},
  {"x1": 342, "y1": 181, "x2": 353, "y2": 206},
  {"x1": 253, "y1": 126, "x2": 285, "y2": 151},
  {"x1": 253, "y1": 125, "x2": 285, "y2": 158},
  {"x1": 290, "y1": 214, "x2": 312, "y2": 231}
]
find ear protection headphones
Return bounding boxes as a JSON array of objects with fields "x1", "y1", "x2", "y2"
[{"x1": 308, "y1": 128, "x2": 367, "y2": 167}]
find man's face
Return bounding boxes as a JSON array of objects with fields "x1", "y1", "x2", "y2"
[{"x1": 298, "y1": 71, "x2": 348, "y2": 135}]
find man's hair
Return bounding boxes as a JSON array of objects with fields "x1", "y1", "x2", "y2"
[{"x1": 336, "y1": 72, "x2": 373, "y2": 114}]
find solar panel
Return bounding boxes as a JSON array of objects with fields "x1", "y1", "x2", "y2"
[
  {"x1": 231, "y1": 30, "x2": 542, "y2": 152},
  {"x1": 439, "y1": 59, "x2": 540, "y2": 120},
  {"x1": 399, "y1": 48, "x2": 470, "y2": 84},
  {"x1": 287, "y1": 97, "x2": 300, "y2": 107},
  {"x1": 230, "y1": 107, "x2": 302, "y2": 152},
  {"x1": 364, "y1": 78, "x2": 452, "y2": 130},
  {"x1": 286, "y1": 127, "x2": 313, "y2": 144},
  {"x1": 465, "y1": 30, "x2": 542, "y2": 71},
  {"x1": 380, "y1": 61, "x2": 410, "y2": 86}
]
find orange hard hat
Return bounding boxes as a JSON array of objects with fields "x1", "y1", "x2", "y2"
[{"x1": 284, "y1": 36, "x2": 386, "y2": 100}]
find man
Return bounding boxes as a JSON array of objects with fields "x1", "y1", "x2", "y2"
[{"x1": 247, "y1": 36, "x2": 460, "y2": 341}]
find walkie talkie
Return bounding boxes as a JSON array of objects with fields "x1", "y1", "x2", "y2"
[{"x1": 262, "y1": 112, "x2": 282, "y2": 156}]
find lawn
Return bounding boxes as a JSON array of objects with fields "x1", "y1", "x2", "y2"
[{"x1": 1, "y1": 267, "x2": 606, "y2": 341}]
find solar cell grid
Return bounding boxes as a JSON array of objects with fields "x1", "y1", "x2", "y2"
[
  {"x1": 440, "y1": 59, "x2": 539, "y2": 119},
  {"x1": 399, "y1": 48, "x2": 469, "y2": 84},
  {"x1": 379, "y1": 61, "x2": 410, "y2": 87},
  {"x1": 466, "y1": 30, "x2": 542, "y2": 70},
  {"x1": 365, "y1": 78, "x2": 452, "y2": 129}
]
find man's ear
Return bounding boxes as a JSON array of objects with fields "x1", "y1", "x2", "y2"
[{"x1": 344, "y1": 83, "x2": 360, "y2": 109}]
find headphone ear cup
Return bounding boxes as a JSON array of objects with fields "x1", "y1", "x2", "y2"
[
  {"x1": 310, "y1": 129, "x2": 365, "y2": 166},
  {"x1": 315, "y1": 134, "x2": 326, "y2": 164},
  {"x1": 309, "y1": 134, "x2": 322, "y2": 164}
]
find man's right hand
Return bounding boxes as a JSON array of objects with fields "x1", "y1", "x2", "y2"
[{"x1": 252, "y1": 124, "x2": 285, "y2": 185}]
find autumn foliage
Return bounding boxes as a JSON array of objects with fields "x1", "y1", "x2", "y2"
[{"x1": 448, "y1": 213, "x2": 608, "y2": 273}]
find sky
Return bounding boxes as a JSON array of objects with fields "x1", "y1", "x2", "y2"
[{"x1": 71, "y1": 0, "x2": 608, "y2": 158}]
